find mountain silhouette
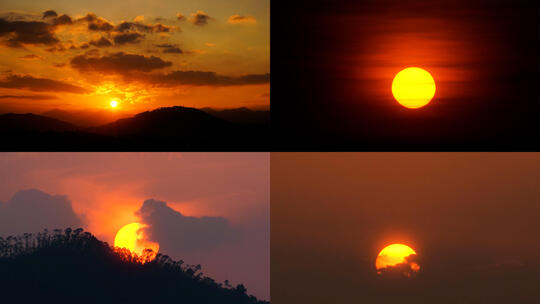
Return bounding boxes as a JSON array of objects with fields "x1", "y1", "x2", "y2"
[
  {"x1": 0, "y1": 106, "x2": 268, "y2": 150},
  {"x1": 0, "y1": 113, "x2": 79, "y2": 132},
  {"x1": 0, "y1": 228, "x2": 268, "y2": 304},
  {"x1": 42, "y1": 108, "x2": 129, "y2": 127},
  {"x1": 201, "y1": 107, "x2": 270, "y2": 125}
]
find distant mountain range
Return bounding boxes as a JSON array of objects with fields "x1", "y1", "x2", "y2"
[
  {"x1": 40, "y1": 107, "x2": 269, "y2": 127},
  {"x1": 0, "y1": 106, "x2": 269, "y2": 150}
]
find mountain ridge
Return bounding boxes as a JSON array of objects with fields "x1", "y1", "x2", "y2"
[{"x1": 0, "y1": 106, "x2": 269, "y2": 150}]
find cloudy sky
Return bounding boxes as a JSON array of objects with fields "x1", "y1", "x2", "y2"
[
  {"x1": 272, "y1": 153, "x2": 540, "y2": 303},
  {"x1": 0, "y1": 0, "x2": 269, "y2": 114},
  {"x1": 0, "y1": 152, "x2": 269, "y2": 300}
]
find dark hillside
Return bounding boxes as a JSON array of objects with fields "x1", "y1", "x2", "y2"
[{"x1": 0, "y1": 228, "x2": 268, "y2": 304}]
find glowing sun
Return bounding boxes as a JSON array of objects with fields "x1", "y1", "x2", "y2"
[
  {"x1": 114, "y1": 222, "x2": 159, "y2": 261},
  {"x1": 109, "y1": 100, "x2": 119, "y2": 108},
  {"x1": 391, "y1": 67, "x2": 436, "y2": 109},
  {"x1": 376, "y1": 243, "x2": 420, "y2": 276}
]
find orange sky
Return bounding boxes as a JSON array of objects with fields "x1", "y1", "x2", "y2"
[{"x1": 0, "y1": 0, "x2": 269, "y2": 114}]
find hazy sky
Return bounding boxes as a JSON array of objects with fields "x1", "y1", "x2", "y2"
[
  {"x1": 0, "y1": 152, "x2": 269, "y2": 300},
  {"x1": 272, "y1": 153, "x2": 540, "y2": 303},
  {"x1": 0, "y1": 0, "x2": 269, "y2": 114}
]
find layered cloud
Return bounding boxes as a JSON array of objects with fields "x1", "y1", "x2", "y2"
[
  {"x1": 70, "y1": 52, "x2": 172, "y2": 73},
  {"x1": 0, "y1": 7, "x2": 269, "y2": 110},
  {"x1": 68, "y1": 51, "x2": 269, "y2": 87},
  {"x1": 143, "y1": 71, "x2": 270, "y2": 86},
  {"x1": 0, "y1": 11, "x2": 175, "y2": 49},
  {"x1": 0, "y1": 18, "x2": 58, "y2": 47},
  {"x1": 0, "y1": 74, "x2": 89, "y2": 93},
  {"x1": 0, "y1": 94, "x2": 56, "y2": 100}
]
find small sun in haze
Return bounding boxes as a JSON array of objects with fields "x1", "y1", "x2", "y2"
[
  {"x1": 376, "y1": 243, "x2": 420, "y2": 277},
  {"x1": 110, "y1": 100, "x2": 119, "y2": 108},
  {"x1": 391, "y1": 67, "x2": 436, "y2": 109}
]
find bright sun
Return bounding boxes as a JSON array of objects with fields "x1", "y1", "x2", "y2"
[
  {"x1": 109, "y1": 100, "x2": 119, "y2": 108},
  {"x1": 391, "y1": 67, "x2": 436, "y2": 109},
  {"x1": 114, "y1": 222, "x2": 159, "y2": 261},
  {"x1": 376, "y1": 243, "x2": 420, "y2": 275}
]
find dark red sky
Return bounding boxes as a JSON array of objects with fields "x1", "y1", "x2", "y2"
[
  {"x1": 272, "y1": 0, "x2": 539, "y2": 150},
  {"x1": 0, "y1": 152, "x2": 269, "y2": 300},
  {"x1": 272, "y1": 153, "x2": 540, "y2": 303}
]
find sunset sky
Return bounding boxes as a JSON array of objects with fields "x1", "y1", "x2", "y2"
[
  {"x1": 272, "y1": 153, "x2": 540, "y2": 303},
  {"x1": 273, "y1": 0, "x2": 539, "y2": 149},
  {"x1": 0, "y1": 152, "x2": 269, "y2": 300},
  {"x1": 0, "y1": 0, "x2": 269, "y2": 114}
]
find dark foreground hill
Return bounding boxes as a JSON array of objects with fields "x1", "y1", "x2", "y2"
[
  {"x1": 0, "y1": 228, "x2": 268, "y2": 304},
  {"x1": 0, "y1": 106, "x2": 269, "y2": 150},
  {"x1": 0, "y1": 113, "x2": 79, "y2": 132}
]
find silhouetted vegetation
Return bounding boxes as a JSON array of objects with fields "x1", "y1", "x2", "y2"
[{"x1": 0, "y1": 228, "x2": 268, "y2": 304}]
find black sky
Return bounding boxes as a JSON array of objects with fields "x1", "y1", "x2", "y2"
[{"x1": 271, "y1": 0, "x2": 540, "y2": 150}]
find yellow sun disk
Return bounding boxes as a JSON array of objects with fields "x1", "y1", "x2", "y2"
[
  {"x1": 376, "y1": 243, "x2": 417, "y2": 270},
  {"x1": 391, "y1": 67, "x2": 436, "y2": 109},
  {"x1": 114, "y1": 222, "x2": 159, "y2": 258},
  {"x1": 110, "y1": 100, "x2": 118, "y2": 108}
]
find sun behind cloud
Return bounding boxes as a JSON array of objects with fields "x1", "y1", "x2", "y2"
[
  {"x1": 376, "y1": 243, "x2": 420, "y2": 277},
  {"x1": 114, "y1": 222, "x2": 159, "y2": 262}
]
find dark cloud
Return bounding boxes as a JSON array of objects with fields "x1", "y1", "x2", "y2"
[
  {"x1": 0, "y1": 18, "x2": 58, "y2": 47},
  {"x1": 0, "y1": 94, "x2": 56, "y2": 100},
  {"x1": 113, "y1": 32, "x2": 144, "y2": 45},
  {"x1": 189, "y1": 10, "x2": 211, "y2": 26},
  {"x1": 0, "y1": 189, "x2": 84, "y2": 237},
  {"x1": 89, "y1": 36, "x2": 112, "y2": 47},
  {"x1": 52, "y1": 14, "x2": 73, "y2": 26},
  {"x1": 77, "y1": 13, "x2": 114, "y2": 32},
  {"x1": 0, "y1": 74, "x2": 89, "y2": 93},
  {"x1": 115, "y1": 21, "x2": 172, "y2": 33},
  {"x1": 155, "y1": 43, "x2": 183, "y2": 54},
  {"x1": 70, "y1": 52, "x2": 172, "y2": 73},
  {"x1": 176, "y1": 13, "x2": 185, "y2": 21},
  {"x1": 147, "y1": 71, "x2": 270, "y2": 86},
  {"x1": 42, "y1": 10, "x2": 57, "y2": 19},
  {"x1": 136, "y1": 199, "x2": 240, "y2": 254},
  {"x1": 228, "y1": 15, "x2": 257, "y2": 24}
]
